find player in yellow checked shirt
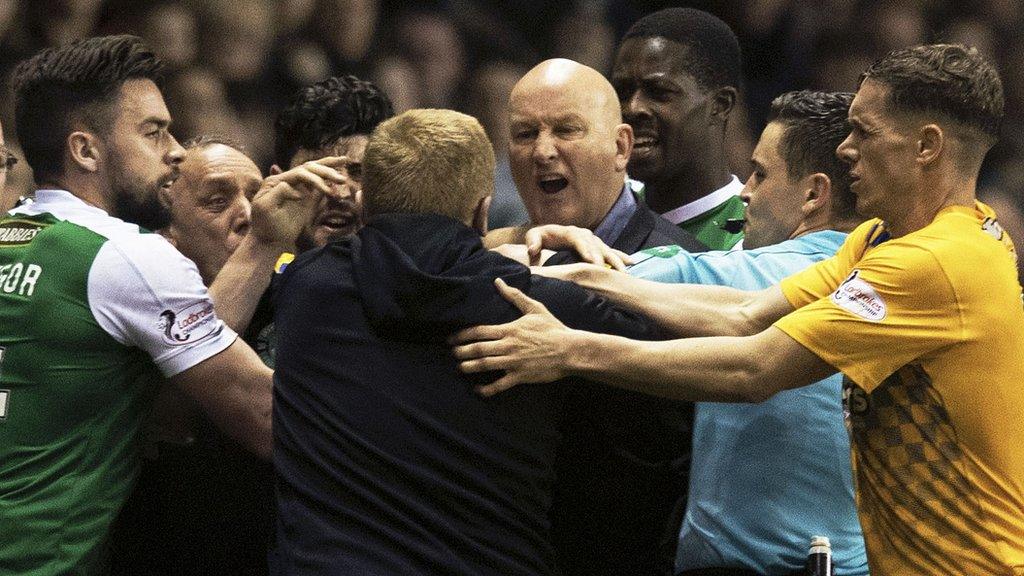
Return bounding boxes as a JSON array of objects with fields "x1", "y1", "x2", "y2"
[{"x1": 453, "y1": 44, "x2": 1024, "y2": 576}]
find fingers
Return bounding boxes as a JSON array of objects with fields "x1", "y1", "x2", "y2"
[
  {"x1": 495, "y1": 278, "x2": 551, "y2": 315},
  {"x1": 596, "y1": 244, "x2": 628, "y2": 272},
  {"x1": 313, "y1": 155, "x2": 354, "y2": 170},
  {"x1": 475, "y1": 373, "x2": 524, "y2": 397},
  {"x1": 259, "y1": 159, "x2": 349, "y2": 200},
  {"x1": 451, "y1": 338, "x2": 512, "y2": 361},
  {"x1": 449, "y1": 324, "x2": 508, "y2": 346},
  {"x1": 525, "y1": 230, "x2": 543, "y2": 259}
]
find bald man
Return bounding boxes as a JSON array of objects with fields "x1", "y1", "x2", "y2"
[
  {"x1": 508, "y1": 58, "x2": 704, "y2": 258},
  {"x1": 509, "y1": 59, "x2": 702, "y2": 576}
]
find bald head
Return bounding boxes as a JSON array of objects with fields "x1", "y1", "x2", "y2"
[
  {"x1": 512, "y1": 59, "x2": 623, "y2": 130},
  {"x1": 507, "y1": 59, "x2": 634, "y2": 230}
]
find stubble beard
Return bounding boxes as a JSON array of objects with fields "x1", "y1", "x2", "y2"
[{"x1": 111, "y1": 173, "x2": 173, "y2": 231}]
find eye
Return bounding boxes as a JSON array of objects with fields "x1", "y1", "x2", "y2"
[
  {"x1": 205, "y1": 196, "x2": 229, "y2": 211},
  {"x1": 555, "y1": 124, "x2": 584, "y2": 137},
  {"x1": 512, "y1": 128, "x2": 537, "y2": 143},
  {"x1": 648, "y1": 86, "x2": 675, "y2": 103},
  {"x1": 346, "y1": 163, "x2": 363, "y2": 181}
]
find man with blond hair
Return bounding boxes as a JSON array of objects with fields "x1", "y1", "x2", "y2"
[{"x1": 270, "y1": 109, "x2": 662, "y2": 575}]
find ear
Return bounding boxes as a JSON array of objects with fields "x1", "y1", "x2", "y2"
[
  {"x1": 709, "y1": 86, "x2": 737, "y2": 123},
  {"x1": 472, "y1": 194, "x2": 492, "y2": 235},
  {"x1": 67, "y1": 131, "x2": 101, "y2": 173},
  {"x1": 614, "y1": 123, "x2": 633, "y2": 172},
  {"x1": 916, "y1": 124, "x2": 944, "y2": 166},
  {"x1": 802, "y1": 173, "x2": 832, "y2": 216}
]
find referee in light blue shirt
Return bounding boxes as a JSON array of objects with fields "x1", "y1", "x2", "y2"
[{"x1": 629, "y1": 91, "x2": 870, "y2": 576}]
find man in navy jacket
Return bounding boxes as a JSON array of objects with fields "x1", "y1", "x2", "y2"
[{"x1": 272, "y1": 109, "x2": 662, "y2": 575}]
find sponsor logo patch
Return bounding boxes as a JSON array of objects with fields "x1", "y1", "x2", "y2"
[
  {"x1": 831, "y1": 269, "x2": 886, "y2": 321},
  {"x1": 155, "y1": 301, "x2": 220, "y2": 345},
  {"x1": 0, "y1": 220, "x2": 46, "y2": 247},
  {"x1": 640, "y1": 245, "x2": 683, "y2": 259}
]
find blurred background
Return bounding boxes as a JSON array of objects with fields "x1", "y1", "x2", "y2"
[{"x1": 2, "y1": 0, "x2": 1022, "y2": 265}]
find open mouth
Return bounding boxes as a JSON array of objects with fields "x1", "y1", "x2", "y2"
[
  {"x1": 538, "y1": 176, "x2": 569, "y2": 194},
  {"x1": 315, "y1": 204, "x2": 360, "y2": 235},
  {"x1": 317, "y1": 212, "x2": 356, "y2": 231},
  {"x1": 633, "y1": 134, "x2": 659, "y2": 151}
]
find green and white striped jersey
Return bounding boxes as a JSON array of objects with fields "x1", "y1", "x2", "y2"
[{"x1": 0, "y1": 189, "x2": 236, "y2": 575}]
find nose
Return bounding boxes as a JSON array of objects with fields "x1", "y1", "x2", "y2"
[
  {"x1": 622, "y1": 89, "x2": 651, "y2": 120},
  {"x1": 167, "y1": 134, "x2": 186, "y2": 167},
  {"x1": 836, "y1": 133, "x2": 856, "y2": 165},
  {"x1": 532, "y1": 131, "x2": 557, "y2": 164},
  {"x1": 232, "y1": 196, "x2": 252, "y2": 236},
  {"x1": 739, "y1": 176, "x2": 754, "y2": 204}
]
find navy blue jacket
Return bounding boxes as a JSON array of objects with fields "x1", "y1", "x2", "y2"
[
  {"x1": 547, "y1": 200, "x2": 703, "y2": 576},
  {"x1": 272, "y1": 213, "x2": 660, "y2": 575}
]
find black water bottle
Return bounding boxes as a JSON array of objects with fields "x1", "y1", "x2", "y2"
[{"x1": 805, "y1": 535, "x2": 834, "y2": 576}]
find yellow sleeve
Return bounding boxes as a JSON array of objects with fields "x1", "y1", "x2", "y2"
[
  {"x1": 774, "y1": 240, "x2": 963, "y2": 392},
  {"x1": 779, "y1": 219, "x2": 877, "y2": 309}
]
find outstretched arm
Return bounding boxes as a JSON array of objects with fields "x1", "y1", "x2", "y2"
[
  {"x1": 533, "y1": 263, "x2": 794, "y2": 337},
  {"x1": 451, "y1": 279, "x2": 834, "y2": 401}
]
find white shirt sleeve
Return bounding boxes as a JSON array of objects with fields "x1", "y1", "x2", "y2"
[{"x1": 87, "y1": 233, "x2": 237, "y2": 377}]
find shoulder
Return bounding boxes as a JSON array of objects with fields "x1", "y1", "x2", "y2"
[
  {"x1": 528, "y1": 274, "x2": 660, "y2": 340},
  {"x1": 643, "y1": 206, "x2": 707, "y2": 252}
]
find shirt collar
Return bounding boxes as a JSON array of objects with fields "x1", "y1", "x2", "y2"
[
  {"x1": 593, "y1": 184, "x2": 637, "y2": 247},
  {"x1": 659, "y1": 175, "x2": 743, "y2": 225}
]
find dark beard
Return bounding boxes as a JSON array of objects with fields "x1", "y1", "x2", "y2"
[{"x1": 113, "y1": 181, "x2": 172, "y2": 231}]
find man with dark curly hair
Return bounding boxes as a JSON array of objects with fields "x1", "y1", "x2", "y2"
[{"x1": 273, "y1": 74, "x2": 395, "y2": 250}]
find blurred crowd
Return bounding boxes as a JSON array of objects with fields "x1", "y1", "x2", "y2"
[{"x1": 1, "y1": 0, "x2": 1022, "y2": 232}]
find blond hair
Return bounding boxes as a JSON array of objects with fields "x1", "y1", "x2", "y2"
[{"x1": 362, "y1": 109, "x2": 495, "y2": 223}]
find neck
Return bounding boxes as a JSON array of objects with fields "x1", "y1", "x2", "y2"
[
  {"x1": 884, "y1": 174, "x2": 976, "y2": 238},
  {"x1": 44, "y1": 175, "x2": 112, "y2": 214},
  {"x1": 643, "y1": 158, "x2": 733, "y2": 214},
  {"x1": 790, "y1": 217, "x2": 860, "y2": 240}
]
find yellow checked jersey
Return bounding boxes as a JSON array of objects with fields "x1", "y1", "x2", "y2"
[{"x1": 774, "y1": 202, "x2": 1024, "y2": 576}]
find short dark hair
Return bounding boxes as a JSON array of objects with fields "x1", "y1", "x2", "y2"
[
  {"x1": 621, "y1": 8, "x2": 741, "y2": 91},
  {"x1": 12, "y1": 35, "x2": 165, "y2": 182},
  {"x1": 768, "y1": 91, "x2": 857, "y2": 221},
  {"x1": 273, "y1": 75, "x2": 395, "y2": 168},
  {"x1": 860, "y1": 44, "x2": 1004, "y2": 143}
]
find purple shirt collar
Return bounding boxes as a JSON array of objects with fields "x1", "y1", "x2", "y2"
[{"x1": 592, "y1": 184, "x2": 637, "y2": 247}]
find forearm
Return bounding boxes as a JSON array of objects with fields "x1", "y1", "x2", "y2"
[
  {"x1": 563, "y1": 326, "x2": 831, "y2": 403},
  {"x1": 208, "y1": 235, "x2": 285, "y2": 333},
  {"x1": 570, "y1": 267, "x2": 772, "y2": 337},
  {"x1": 173, "y1": 339, "x2": 274, "y2": 460},
  {"x1": 566, "y1": 330, "x2": 770, "y2": 402}
]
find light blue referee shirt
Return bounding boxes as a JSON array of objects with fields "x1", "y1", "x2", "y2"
[{"x1": 628, "y1": 231, "x2": 869, "y2": 576}]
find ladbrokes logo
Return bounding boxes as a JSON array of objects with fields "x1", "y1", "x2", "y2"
[
  {"x1": 155, "y1": 301, "x2": 219, "y2": 346},
  {"x1": 831, "y1": 269, "x2": 887, "y2": 322},
  {"x1": 0, "y1": 221, "x2": 46, "y2": 247}
]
